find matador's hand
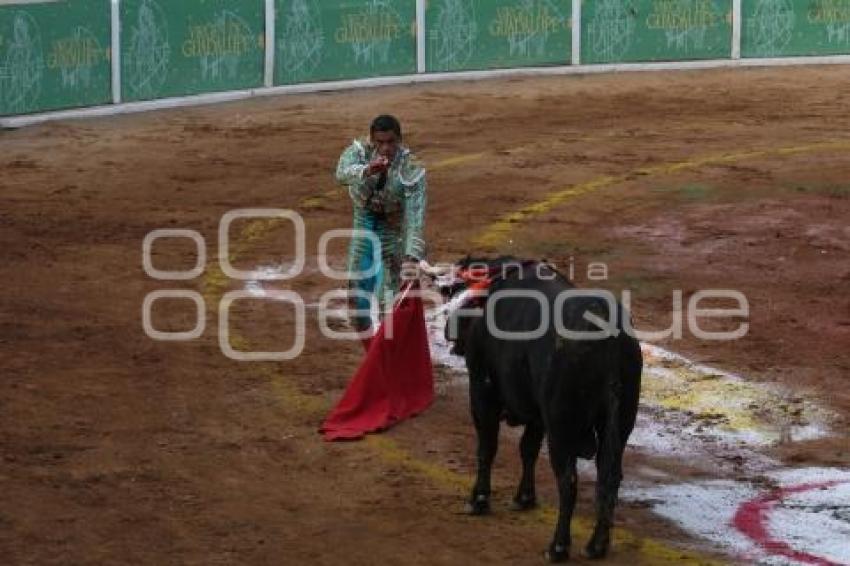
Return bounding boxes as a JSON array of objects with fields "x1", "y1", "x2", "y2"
[
  {"x1": 400, "y1": 257, "x2": 421, "y2": 282},
  {"x1": 365, "y1": 156, "x2": 389, "y2": 177}
]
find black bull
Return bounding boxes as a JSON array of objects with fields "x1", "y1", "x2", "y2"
[{"x1": 442, "y1": 258, "x2": 642, "y2": 562}]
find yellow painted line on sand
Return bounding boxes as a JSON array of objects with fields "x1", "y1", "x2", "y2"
[
  {"x1": 202, "y1": 217, "x2": 282, "y2": 303},
  {"x1": 299, "y1": 188, "x2": 338, "y2": 210},
  {"x1": 473, "y1": 139, "x2": 850, "y2": 248},
  {"x1": 431, "y1": 152, "x2": 487, "y2": 169}
]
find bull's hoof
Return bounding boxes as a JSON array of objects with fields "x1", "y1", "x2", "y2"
[
  {"x1": 544, "y1": 543, "x2": 569, "y2": 563},
  {"x1": 466, "y1": 494, "x2": 491, "y2": 516},
  {"x1": 583, "y1": 531, "x2": 610, "y2": 560},
  {"x1": 510, "y1": 493, "x2": 538, "y2": 511}
]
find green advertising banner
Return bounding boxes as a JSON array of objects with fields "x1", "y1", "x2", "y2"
[
  {"x1": 275, "y1": 0, "x2": 416, "y2": 85},
  {"x1": 0, "y1": 0, "x2": 111, "y2": 117},
  {"x1": 425, "y1": 0, "x2": 572, "y2": 73},
  {"x1": 581, "y1": 0, "x2": 732, "y2": 64},
  {"x1": 8, "y1": 0, "x2": 850, "y2": 119},
  {"x1": 121, "y1": 0, "x2": 264, "y2": 102},
  {"x1": 743, "y1": 0, "x2": 850, "y2": 58}
]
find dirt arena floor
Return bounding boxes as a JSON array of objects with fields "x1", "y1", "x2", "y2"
[{"x1": 2, "y1": 66, "x2": 849, "y2": 565}]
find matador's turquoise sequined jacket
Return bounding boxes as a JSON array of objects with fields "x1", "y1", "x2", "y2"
[{"x1": 335, "y1": 138, "x2": 428, "y2": 325}]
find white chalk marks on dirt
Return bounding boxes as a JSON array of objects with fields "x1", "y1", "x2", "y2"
[
  {"x1": 586, "y1": 0, "x2": 636, "y2": 61},
  {"x1": 277, "y1": 0, "x2": 324, "y2": 83},
  {"x1": 125, "y1": 0, "x2": 170, "y2": 100},
  {"x1": 616, "y1": 348, "x2": 844, "y2": 565},
  {"x1": 747, "y1": 0, "x2": 795, "y2": 57},
  {"x1": 0, "y1": 11, "x2": 44, "y2": 114},
  {"x1": 629, "y1": 468, "x2": 850, "y2": 565}
]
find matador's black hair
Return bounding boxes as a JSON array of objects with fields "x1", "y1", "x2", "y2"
[{"x1": 370, "y1": 114, "x2": 402, "y2": 139}]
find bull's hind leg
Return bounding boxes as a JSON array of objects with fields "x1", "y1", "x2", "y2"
[
  {"x1": 585, "y1": 407, "x2": 623, "y2": 560},
  {"x1": 545, "y1": 437, "x2": 578, "y2": 563},
  {"x1": 511, "y1": 421, "x2": 543, "y2": 511},
  {"x1": 467, "y1": 369, "x2": 501, "y2": 516}
]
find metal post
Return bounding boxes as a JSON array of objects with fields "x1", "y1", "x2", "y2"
[
  {"x1": 416, "y1": 0, "x2": 426, "y2": 73},
  {"x1": 265, "y1": 0, "x2": 276, "y2": 87},
  {"x1": 732, "y1": 0, "x2": 742, "y2": 60},
  {"x1": 571, "y1": 0, "x2": 581, "y2": 66},
  {"x1": 111, "y1": 0, "x2": 121, "y2": 103}
]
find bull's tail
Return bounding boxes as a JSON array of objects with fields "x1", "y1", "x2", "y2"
[{"x1": 618, "y1": 334, "x2": 642, "y2": 442}]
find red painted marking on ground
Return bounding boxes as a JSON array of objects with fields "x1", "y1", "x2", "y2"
[{"x1": 733, "y1": 480, "x2": 848, "y2": 566}]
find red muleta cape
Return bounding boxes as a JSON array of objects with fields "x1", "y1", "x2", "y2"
[{"x1": 320, "y1": 283, "x2": 434, "y2": 441}]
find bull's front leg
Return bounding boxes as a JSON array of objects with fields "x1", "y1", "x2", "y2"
[
  {"x1": 467, "y1": 370, "x2": 501, "y2": 516},
  {"x1": 511, "y1": 420, "x2": 544, "y2": 511},
  {"x1": 546, "y1": 437, "x2": 578, "y2": 563}
]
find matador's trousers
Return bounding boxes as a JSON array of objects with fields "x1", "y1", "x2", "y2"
[{"x1": 347, "y1": 207, "x2": 403, "y2": 332}]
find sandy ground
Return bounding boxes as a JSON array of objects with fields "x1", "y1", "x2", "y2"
[{"x1": 1, "y1": 66, "x2": 849, "y2": 565}]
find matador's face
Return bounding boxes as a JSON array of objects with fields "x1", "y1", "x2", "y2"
[{"x1": 370, "y1": 130, "x2": 399, "y2": 161}]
